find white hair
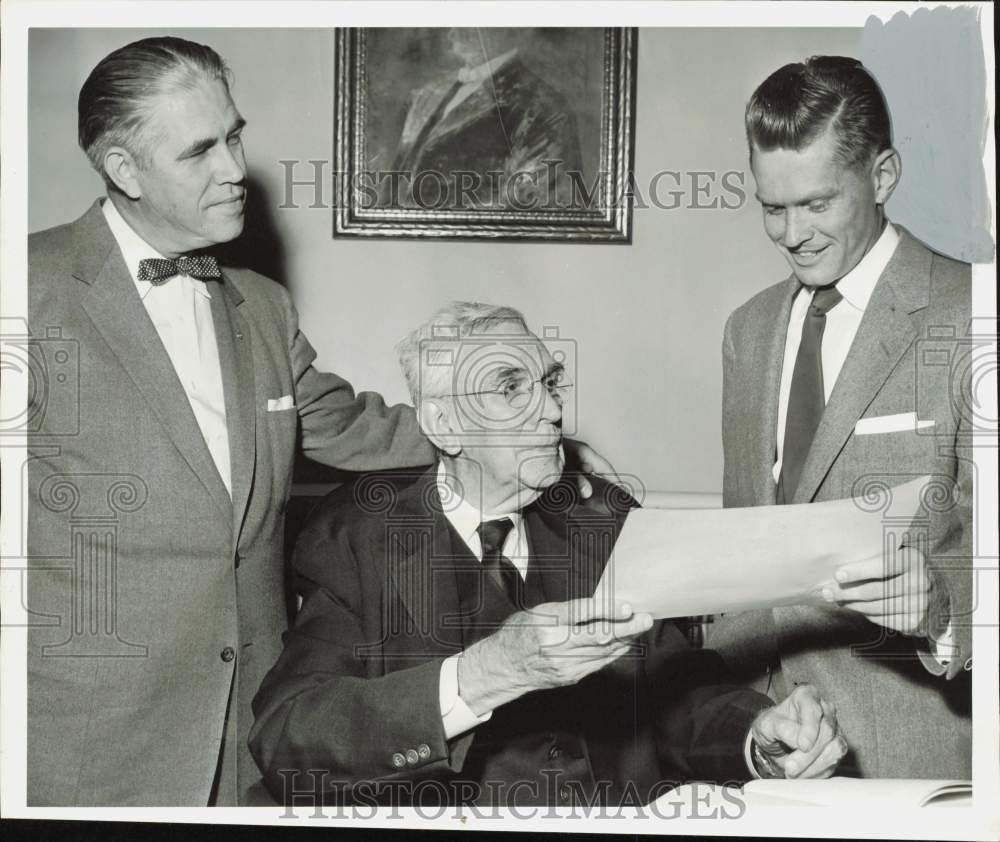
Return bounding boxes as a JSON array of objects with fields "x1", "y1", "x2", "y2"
[{"x1": 396, "y1": 301, "x2": 529, "y2": 404}]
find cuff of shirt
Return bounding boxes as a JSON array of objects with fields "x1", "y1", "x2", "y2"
[
  {"x1": 918, "y1": 621, "x2": 957, "y2": 677},
  {"x1": 440, "y1": 654, "x2": 492, "y2": 740},
  {"x1": 744, "y1": 731, "x2": 765, "y2": 779},
  {"x1": 744, "y1": 731, "x2": 785, "y2": 780}
]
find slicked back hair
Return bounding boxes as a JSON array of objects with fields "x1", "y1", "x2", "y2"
[
  {"x1": 78, "y1": 36, "x2": 231, "y2": 186},
  {"x1": 746, "y1": 56, "x2": 892, "y2": 169}
]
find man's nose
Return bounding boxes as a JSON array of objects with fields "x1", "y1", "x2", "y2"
[
  {"x1": 537, "y1": 383, "x2": 563, "y2": 425},
  {"x1": 213, "y1": 142, "x2": 246, "y2": 185},
  {"x1": 781, "y1": 208, "x2": 811, "y2": 249}
]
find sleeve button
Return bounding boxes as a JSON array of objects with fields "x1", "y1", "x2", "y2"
[
  {"x1": 417, "y1": 744, "x2": 431, "y2": 760},
  {"x1": 391, "y1": 753, "x2": 406, "y2": 768},
  {"x1": 406, "y1": 749, "x2": 419, "y2": 765}
]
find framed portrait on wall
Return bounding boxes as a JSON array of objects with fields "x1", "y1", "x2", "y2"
[{"x1": 334, "y1": 27, "x2": 637, "y2": 242}]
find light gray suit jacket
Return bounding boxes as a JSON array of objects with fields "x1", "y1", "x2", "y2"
[
  {"x1": 26, "y1": 201, "x2": 435, "y2": 805},
  {"x1": 708, "y1": 227, "x2": 973, "y2": 778}
]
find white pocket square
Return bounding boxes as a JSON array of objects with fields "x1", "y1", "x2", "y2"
[
  {"x1": 267, "y1": 395, "x2": 296, "y2": 412},
  {"x1": 854, "y1": 412, "x2": 935, "y2": 435}
]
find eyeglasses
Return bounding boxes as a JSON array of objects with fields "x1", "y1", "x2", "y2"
[{"x1": 440, "y1": 367, "x2": 573, "y2": 410}]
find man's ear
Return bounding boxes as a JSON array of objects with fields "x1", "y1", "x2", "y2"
[
  {"x1": 103, "y1": 146, "x2": 143, "y2": 200},
  {"x1": 418, "y1": 398, "x2": 462, "y2": 456},
  {"x1": 871, "y1": 147, "x2": 901, "y2": 206}
]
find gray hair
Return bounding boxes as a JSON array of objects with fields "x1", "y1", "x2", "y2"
[
  {"x1": 396, "y1": 301, "x2": 529, "y2": 404},
  {"x1": 78, "y1": 36, "x2": 232, "y2": 186}
]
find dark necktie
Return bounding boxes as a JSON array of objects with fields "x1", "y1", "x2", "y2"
[
  {"x1": 477, "y1": 518, "x2": 523, "y2": 607},
  {"x1": 777, "y1": 285, "x2": 843, "y2": 504},
  {"x1": 137, "y1": 255, "x2": 221, "y2": 285}
]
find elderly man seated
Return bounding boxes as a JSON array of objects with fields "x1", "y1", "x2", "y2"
[{"x1": 250, "y1": 302, "x2": 846, "y2": 808}]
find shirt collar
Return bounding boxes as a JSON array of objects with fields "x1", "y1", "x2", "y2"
[
  {"x1": 436, "y1": 462, "x2": 521, "y2": 555},
  {"x1": 456, "y1": 47, "x2": 519, "y2": 85},
  {"x1": 831, "y1": 221, "x2": 899, "y2": 312},
  {"x1": 102, "y1": 198, "x2": 212, "y2": 301}
]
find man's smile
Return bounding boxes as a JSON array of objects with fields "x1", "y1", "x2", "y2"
[{"x1": 786, "y1": 244, "x2": 830, "y2": 265}]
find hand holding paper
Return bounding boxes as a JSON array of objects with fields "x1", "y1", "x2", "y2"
[
  {"x1": 594, "y1": 476, "x2": 930, "y2": 620},
  {"x1": 456, "y1": 599, "x2": 653, "y2": 715},
  {"x1": 823, "y1": 545, "x2": 939, "y2": 635}
]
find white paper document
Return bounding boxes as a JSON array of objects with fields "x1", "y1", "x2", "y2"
[{"x1": 594, "y1": 475, "x2": 930, "y2": 619}]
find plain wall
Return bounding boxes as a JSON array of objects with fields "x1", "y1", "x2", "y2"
[{"x1": 27, "y1": 27, "x2": 869, "y2": 493}]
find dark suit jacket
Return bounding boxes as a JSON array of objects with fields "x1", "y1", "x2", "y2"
[
  {"x1": 26, "y1": 201, "x2": 435, "y2": 806},
  {"x1": 388, "y1": 59, "x2": 584, "y2": 209},
  {"x1": 250, "y1": 468, "x2": 772, "y2": 807},
  {"x1": 709, "y1": 227, "x2": 972, "y2": 778}
]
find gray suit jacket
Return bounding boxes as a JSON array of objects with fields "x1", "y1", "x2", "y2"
[
  {"x1": 709, "y1": 227, "x2": 972, "y2": 778},
  {"x1": 26, "y1": 201, "x2": 434, "y2": 805}
]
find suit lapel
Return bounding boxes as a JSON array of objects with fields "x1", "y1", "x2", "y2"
[
  {"x1": 386, "y1": 469, "x2": 466, "y2": 654},
  {"x1": 794, "y1": 229, "x2": 930, "y2": 503},
  {"x1": 209, "y1": 274, "x2": 256, "y2": 542},
  {"x1": 425, "y1": 83, "x2": 499, "y2": 149},
  {"x1": 526, "y1": 487, "x2": 611, "y2": 604},
  {"x1": 72, "y1": 202, "x2": 231, "y2": 516},
  {"x1": 423, "y1": 61, "x2": 520, "y2": 152},
  {"x1": 753, "y1": 279, "x2": 800, "y2": 504}
]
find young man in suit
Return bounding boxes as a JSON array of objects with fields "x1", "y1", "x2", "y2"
[
  {"x1": 708, "y1": 56, "x2": 973, "y2": 778},
  {"x1": 250, "y1": 302, "x2": 846, "y2": 808},
  {"x1": 26, "y1": 37, "x2": 612, "y2": 807}
]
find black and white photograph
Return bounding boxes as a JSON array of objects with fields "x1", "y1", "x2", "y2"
[{"x1": 0, "y1": 2, "x2": 996, "y2": 840}]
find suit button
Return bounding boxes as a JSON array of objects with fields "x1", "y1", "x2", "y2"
[
  {"x1": 417, "y1": 744, "x2": 431, "y2": 760},
  {"x1": 391, "y1": 753, "x2": 406, "y2": 768},
  {"x1": 220, "y1": 646, "x2": 235, "y2": 662},
  {"x1": 964, "y1": 657, "x2": 973, "y2": 671},
  {"x1": 559, "y1": 785, "x2": 572, "y2": 802},
  {"x1": 548, "y1": 745, "x2": 562, "y2": 760},
  {"x1": 406, "y1": 749, "x2": 419, "y2": 766}
]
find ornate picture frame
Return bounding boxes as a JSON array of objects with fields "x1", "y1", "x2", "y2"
[{"x1": 334, "y1": 27, "x2": 638, "y2": 242}]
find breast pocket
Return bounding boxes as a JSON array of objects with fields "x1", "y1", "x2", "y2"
[
  {"x1": 264, "y1": 406, "x2": 299, "y2": 485},
  {"x1": 844, "y1": 425, "x2": 946, "y2": 482}
]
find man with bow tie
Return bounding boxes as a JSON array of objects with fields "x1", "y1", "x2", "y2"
[
  {"x1": 26, "y1": 36, "x2": 614, "y2": 807},
  {"x1": 707, "y1": 56, "x2": 973, "y2": 779},
  {"x1": 249, "y1": 302, "x2": 846, "y2": 808}
]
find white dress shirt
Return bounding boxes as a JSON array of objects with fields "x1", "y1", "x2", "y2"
[
  {"x1": 436, "y1": 462, "x2": 530, "y2": 738},
  {"x1": 772, "y1": 222, "x2": 900, "y2": 485},
  {"x1": 103, "y1": 199, "x2": 232, "y2": 496}
]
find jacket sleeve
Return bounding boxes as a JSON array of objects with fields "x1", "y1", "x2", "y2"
[
  {"x1": 277, "y1": 285, "x2": 437, "y2": 471},
  {"x1": 920, "y1": 375, "x2": 974, "y2": 679},
  {"x1": 646, "y1": 619, "x2": 773, "y2": 784},
  {"x1": 248, "y1": 518, "x2": 474, "y2": 801}
]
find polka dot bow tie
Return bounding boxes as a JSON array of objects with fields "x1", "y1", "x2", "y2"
[{"x1": 137, "y1": 255, "x2": 222, "y2": 285}]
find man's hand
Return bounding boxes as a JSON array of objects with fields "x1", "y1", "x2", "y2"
[
  {"x1": 562, "y1": 439, "x2": 623, "y2": 499},
  {"x1": 823, "y1": 546, "x2": 947, "y2": 636},
  {"x1": 457, "y1": 599, "x2": 652, "y2": 715},
  {"x1": 750, "y1": 685, "x2": 846, "y2": 779}
]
